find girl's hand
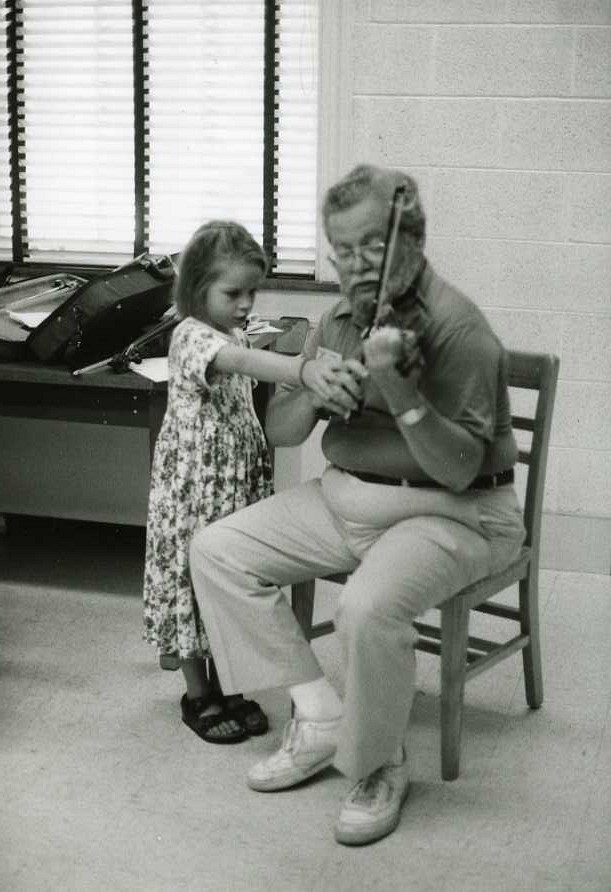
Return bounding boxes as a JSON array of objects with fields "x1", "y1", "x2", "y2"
[{"x1": 300, "y1": 356, "x2": 367, "y2": 416}]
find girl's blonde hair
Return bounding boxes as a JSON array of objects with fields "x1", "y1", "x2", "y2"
[{"x1": 173, "y1": 220, "x2": 268, "y2": 318}]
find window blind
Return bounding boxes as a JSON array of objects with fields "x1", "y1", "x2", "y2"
[{"x1": 1, "y1": 0, "x2": 319, "y2": 277}]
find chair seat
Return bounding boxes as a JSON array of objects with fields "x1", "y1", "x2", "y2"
[{"x1": 455, "y1": 545, "x2": 531, "y2": 610}]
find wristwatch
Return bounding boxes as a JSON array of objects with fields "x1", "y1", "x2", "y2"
[{"x1": 395, "y1": 403, "x2": 428, "y2": 426}]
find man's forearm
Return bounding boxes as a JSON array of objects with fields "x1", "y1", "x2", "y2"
[
  {"x1": 321, "y1": 403, "x2": 484, "y2": 490},
  {"x1": 265, "y1": 387, "x2": 319, "y2": 446}
]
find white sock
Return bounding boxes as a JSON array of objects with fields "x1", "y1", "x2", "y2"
[{"x1": 290, "y1": 677, "x2": 343, "y2": 722}]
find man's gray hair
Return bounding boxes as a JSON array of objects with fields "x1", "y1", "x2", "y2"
[{"x1": 322, "y1": 164, "x2": 426, "y2": 245}]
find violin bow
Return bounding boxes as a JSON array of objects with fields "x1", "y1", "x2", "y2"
[{"x1": 360, "y1": 184, "x2": 407, "y2": 341}]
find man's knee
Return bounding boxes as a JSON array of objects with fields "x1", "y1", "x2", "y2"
[
  {"x1": 336, "y1": 583, "x2": 420, "y2": 652},
  {"x1": 190, "y1": 518, "x2": 237, "y2": 571}
]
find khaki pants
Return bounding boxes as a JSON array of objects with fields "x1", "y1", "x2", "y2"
[{"x1": 189, "y1": 466, "x2": 525, "y2": 780}]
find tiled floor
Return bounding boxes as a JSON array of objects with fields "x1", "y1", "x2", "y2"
[{"x1": 1, "y1": 516, "x2": 610, "y2": 891}]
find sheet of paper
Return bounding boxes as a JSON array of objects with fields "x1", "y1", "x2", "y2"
[
  {"x1": 8, "y1": 310, "x2": 52, "y2": 328},
  {"x1": 129, "y1": 357, "x2": 169, "y2": 382},
  {"x1": 246, "y1": 323, "x2": 283, "y2": 335}
]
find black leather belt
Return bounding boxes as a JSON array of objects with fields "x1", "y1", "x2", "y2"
[{"x1": 345, "y1": 468, "x2": 514, "y2": 490}]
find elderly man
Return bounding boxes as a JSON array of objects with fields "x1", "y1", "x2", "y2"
[{"x1": 189, "y1": 164, "x2": 525, "y2": 845}]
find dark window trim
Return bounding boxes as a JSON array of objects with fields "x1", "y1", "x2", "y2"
[
  {"x1": 6, "y1": 0, "x2": 25, "y2": 262},
  {"x1": 262, "y1": 0, "x2": 277, "y2": 265},
  {"x1": 132, "y1": 0, "x2": 148, "y2": 256},
  {"x1": 2, "y1": 0, "x2": 317, "y2": 284},
  {"x1": 3, "y1": 261, "x2": 338, "y2": 293}
]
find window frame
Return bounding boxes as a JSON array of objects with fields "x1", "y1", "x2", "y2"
[{"x1": 2, "y1": 0, "x2": 337, "y2": 292}]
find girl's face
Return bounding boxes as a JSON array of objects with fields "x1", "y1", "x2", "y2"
[{"x1": 199, "y1": 261, "x2": 263, "y2": 333}]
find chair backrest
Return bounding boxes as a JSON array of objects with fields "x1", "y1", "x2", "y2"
[{"x1": 507, "y1": 351, "x2": 560, "y2": 564}]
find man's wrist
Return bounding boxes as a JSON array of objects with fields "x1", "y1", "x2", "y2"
[{"x1": 391, "y1": 395, "x2": 429, "y2": 427}]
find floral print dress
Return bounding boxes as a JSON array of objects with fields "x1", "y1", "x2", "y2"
[{"x1": 143, "y1": 316, "x2": 273, "y2": 660}]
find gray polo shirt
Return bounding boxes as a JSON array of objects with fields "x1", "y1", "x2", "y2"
[{"x1": 304, "y1": 262, "x2": 518, "y2": 479}]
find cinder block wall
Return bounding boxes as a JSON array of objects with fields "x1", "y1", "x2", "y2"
[{"x1": 338, "y1": 0, "x2": 610, "y2": 573}]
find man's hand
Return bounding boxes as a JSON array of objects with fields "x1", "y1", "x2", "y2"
[
  {"x1": 301, "y1": 356, "x2": 368, "y2": 418},
  {"x1": 362, "y1": 327, "x2": 423, "y2": 412}
]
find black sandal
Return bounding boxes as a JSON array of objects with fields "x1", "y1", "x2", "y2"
[
  {"x1": 223, "y1": 695, "x2": 269, "y2": 736},
  {"x1": 181, "y1": 694, "x2": 247, "y2": 744}
]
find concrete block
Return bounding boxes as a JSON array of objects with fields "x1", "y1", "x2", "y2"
[
  {"x1": 496, "y1": 242, "x2": 611, "y2": 313},
  {"x1": 352, "y1": 25, "x2": 434, "y2": 94},
  {"x1": 353, "y1": 0, "x2": 374, "y2": 23},
  {"x1": 372, "y1": 0, "x2": 506, "y2": 23},
  {"x1": 567, "y1": 174, "x2": 611, "y2": 242},
  {"x1": 574, "y1": 29, "x2": 611, "y2": 97},
  {"x1": 425, "y1": 98, "x2": 501, "y2": 166},
  {"x1": 353, "y1": 97, "x2": 500, "y2": 167},
  {"x1": 552, "y1": 381, "x2": 611, "y2": 450},
  {"x1": 484, "y1": 307, "x2": 565, "y2": 356},
  {"x1": 428, "y1": 170, "x2": 566, "y2": 240},
  {"x1": 559, "y1": 312, "x2": 611, "y2": 380},
  {"x1": 426, "y1": 236, "x2": 500, "y2": 306},
  {"x1": 506, "y1": 1, "x2": 611, "y2": 25},
  {"x1": 557, "y1": 449, "x2": 611, "y2": 516},
  {"x1": 540, "y1": 512, "x2": 611, "y2": 573},
  {"x1": 434, "y1": 27, "x2": 573, "y2": 96},
  {"x1": 352, "y1": 97, "x2": 427, "y2": 165},
  {"x1": 499, "y1": 100, "x2": 611, "y2": 172}
]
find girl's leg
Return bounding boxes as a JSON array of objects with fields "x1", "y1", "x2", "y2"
[
  {"x1": 179, "y1": 657, "x2": 245, "y2": 742},
  {"x1": 181, "y1": 656, "x2": 210, "y2": 700}
]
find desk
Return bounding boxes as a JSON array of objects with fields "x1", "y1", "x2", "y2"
[{"x1": 0, "y1": 329, "x2": 281, "y2": 525}]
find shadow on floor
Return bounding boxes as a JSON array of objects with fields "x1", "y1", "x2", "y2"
[{"x1": 0, "y1": 514, "x2": 145, "y2": 596}]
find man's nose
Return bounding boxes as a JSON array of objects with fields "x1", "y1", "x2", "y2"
[{"x1": 351, "y1": 248, "x2": 368, "y2": 272}]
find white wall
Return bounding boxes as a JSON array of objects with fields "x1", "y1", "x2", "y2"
[{"x1": 258, "y1": 0, "x2": 611, "y2": 574}]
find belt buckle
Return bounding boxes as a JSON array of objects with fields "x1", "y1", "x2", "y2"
[
  {"x1": 400, "y1": 478, "x2": 410, "y2": 488},
  {"x1": 491, "y1": 473, "x2": 499, "y2": 488}
]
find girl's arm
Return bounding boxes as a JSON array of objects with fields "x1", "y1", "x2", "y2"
[
  {"x1": 212, "y1": 343, "x2": 304, "y2": 386},
  {"x1": 212, "y1": 343, "x2": 364, "y2": 409}
]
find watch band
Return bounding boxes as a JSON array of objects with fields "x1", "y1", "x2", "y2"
[{"x1": 396, "y1": 403, "x2": 428, "y2": 426}]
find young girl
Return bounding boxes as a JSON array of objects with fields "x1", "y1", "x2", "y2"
[{"x1": 143, "y1": 221, "x2": 335, "y2": 744}]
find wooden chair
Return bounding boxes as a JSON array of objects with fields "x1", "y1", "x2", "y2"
[{"x1": 290, "y1": 350, "x2": 560, "y2": 780}]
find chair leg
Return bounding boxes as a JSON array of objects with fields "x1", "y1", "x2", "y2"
[
  {"x1": 291, "y1": 580, "x2": 316, "y2": 641},
  {"x1": 520, "y1": 573, "x2": 543, "y2": 709},
  {"x1": 440, "y1": 597, "x2": 470, "y2": 781}
]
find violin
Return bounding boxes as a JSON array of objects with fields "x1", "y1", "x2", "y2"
[
  {"x1": 346, "y1": 185, "x2": 426, "y2": 417},
  {"x1": 362, "y1": 184, "x2": 427, "y2": 371}
]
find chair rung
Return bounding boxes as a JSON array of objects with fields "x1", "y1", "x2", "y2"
[
  {"x1": 466, "y1": 633, "x2": 529, "y2": 680},
  {"x1": 466, "y1": 634, "x2": 498, "y2": 653},
  {"x1": 415, "y1": 638, "x2": 441, "y2": 656},
  {"x1": 414, "y1": 622, "x2": 510, "y2": 656},
  {"x1": 474, "y1": 602, "x2": 520, "y2": 621},
  {"x1": 309, "y1": 620, "x2": 334, "y2": 640},
  {"x1": 512, "y1": 415, "x2": 535, "y2": 432},
  {"x1": 413, "y1": 621, "x2": 441, "y2": 640}
]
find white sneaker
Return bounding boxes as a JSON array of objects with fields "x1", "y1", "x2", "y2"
[
  {"x1": 247, "y1": 715, "x2": 339, "y2": 792},
  {"x1": 335, "y1": 749, "x2": 410, "y2": 846}
]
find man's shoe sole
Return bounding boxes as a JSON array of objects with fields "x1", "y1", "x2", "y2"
[
  {"x1": 247, "y1": 752, "x2": 335, "y2": 792},
  {"x1": 334, "y1": 782, "x2": 410, "y2": 846}
]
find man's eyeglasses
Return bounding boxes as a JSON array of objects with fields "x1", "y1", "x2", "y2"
[{"x1": 328, "y1": 239, "x2": 386, "y2": 269}]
